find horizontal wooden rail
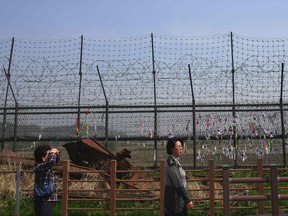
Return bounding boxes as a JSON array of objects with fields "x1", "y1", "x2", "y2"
[
  {"x1": 230, "y1": 177, "x2": 268, "y2": 183},
  {"x1": 223, "y1": 163, "x2": 288, "y2": 216},
  {"x1": 231, "y1": 195, "x2": 269, "y2": 201},
  {"x1": 67, "y1": 207, "x2": 108, "y2": 211}
]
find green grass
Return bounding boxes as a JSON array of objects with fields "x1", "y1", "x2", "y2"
[{"x1": 0, "y1": 196, "x2": 265, "y2": 216}]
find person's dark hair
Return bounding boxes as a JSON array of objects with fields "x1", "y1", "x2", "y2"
[
  {"x1": 34, "y1": 144, "x2": 51, "y2": 163},
  {"x1": 166, "y1": 137, "x2": 184, "y2": 155}
]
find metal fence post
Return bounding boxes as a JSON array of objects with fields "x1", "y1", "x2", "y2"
[
  {"x1": 223, "y1": 165, "x2": 230, "y2": 216},
  {"x1": 270, "y1": 165, "x2": 279, "y2": 215},
  {"x1": 96, "y1": 65, "x2": 109, "y2": 148},
  {"x1": 280, "y1": 63, "x2": 286, "y2": 167},
  {"x1": 77, "y1": 35, "x2": 83, "y2": 138},
  {"x1": 110, "y1": 160, "x2": 116, "y2": 216},
  {"x1": 105, "y1": 101, "x2": 109, "y2": 148},
  {"x1": 62, "y1": 160, "x2": 69, "y2": 216},
  {"x1": 151, "y1": 33, "x2": 158, "y2": 167},
  {"x1": 13, "y1": 103, "x2": 19, "y2": 151},
  {"x1": 1, "y1": 37, "x2": 14, "y2": 151},
  {"x1": 230, "y1": 32, "x2": 238, "y2": 168},
  {"x1": 188, "y1": 64, "x2": 197, "y2": 169},
  {"x1": 160, "y1": 160, "x2": 166, "y2": 216}
]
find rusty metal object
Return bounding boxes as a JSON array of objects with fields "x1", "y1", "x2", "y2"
[
  {"x1": 62, "y1": 138, "x2": 132, "y2": 172},
  {"x1": 63, "y1": 138, "x2": 114, "y2": 168}
]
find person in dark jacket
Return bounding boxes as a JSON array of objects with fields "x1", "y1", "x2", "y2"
[
  {"x1": 164, "y1": 137, "x2": 193, "y2": 216},
  {"x1": 34, "y1": 144, "x2": 60, "y2": 216}
]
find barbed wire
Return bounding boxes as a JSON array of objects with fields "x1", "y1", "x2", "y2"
[{"x1": 1, "y1": 33, "x2": 288, "y2": 141}]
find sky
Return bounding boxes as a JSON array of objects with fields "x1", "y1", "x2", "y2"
[{"x1": 1, "y1": 0, "x2": 288, "y2": 40}]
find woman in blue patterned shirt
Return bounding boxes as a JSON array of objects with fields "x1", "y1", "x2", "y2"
[{"x1": 34, "y1": 144, "x2": 60, "y2": 216}]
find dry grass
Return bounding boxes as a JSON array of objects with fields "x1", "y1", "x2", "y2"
[
  {"x1": 67, "y1": 172, "x2": 110, "y2": 198},
  {"x1": 188, "y1": 180, "x2": 206, "y2": 200},
  {"x1": 0, "y1": 162, "x2": 18, "y2": 201}
]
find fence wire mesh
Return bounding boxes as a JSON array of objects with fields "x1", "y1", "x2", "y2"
[{"x1": 1, "y1": 33, "x2": 288, "y2": 167}]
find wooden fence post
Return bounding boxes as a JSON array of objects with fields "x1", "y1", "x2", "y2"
[
  {"x1": 223, "y1": 165, "x2": 230, "y2": 216},
  {"x1": 209, "y1": 159, "x2": 215, "y2": 216},
  {"x1": 62, "y1": 160, "x2": 69, "y2": 216},
  {"x1": 270, "y1": 165, "x2": 279, "y2": 216},
  {"x1": 110, "y1": 160, "x2": 116, "y2": 216},
  {"x1": 160, "y1": 160, "x2": 166, "y2": 216},
  {"x1": 257, "y1": 158, "x2": 264, "y2": 214}
]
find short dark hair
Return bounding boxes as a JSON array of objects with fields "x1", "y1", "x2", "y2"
[
  {"x1": 34, "y1": 144, "x2": 51, "y2": 163},
  {"x1": 166, "y1": 137, "x2": 183, "y2": 155}
]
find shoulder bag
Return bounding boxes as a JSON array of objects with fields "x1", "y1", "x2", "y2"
[{"x1": 34, "y1": 178, "x2": 55, "y2": 197}]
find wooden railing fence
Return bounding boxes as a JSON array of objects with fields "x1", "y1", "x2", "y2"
[{"x1": 6, "y1": 158, "x2": 288, "y2": 215}]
